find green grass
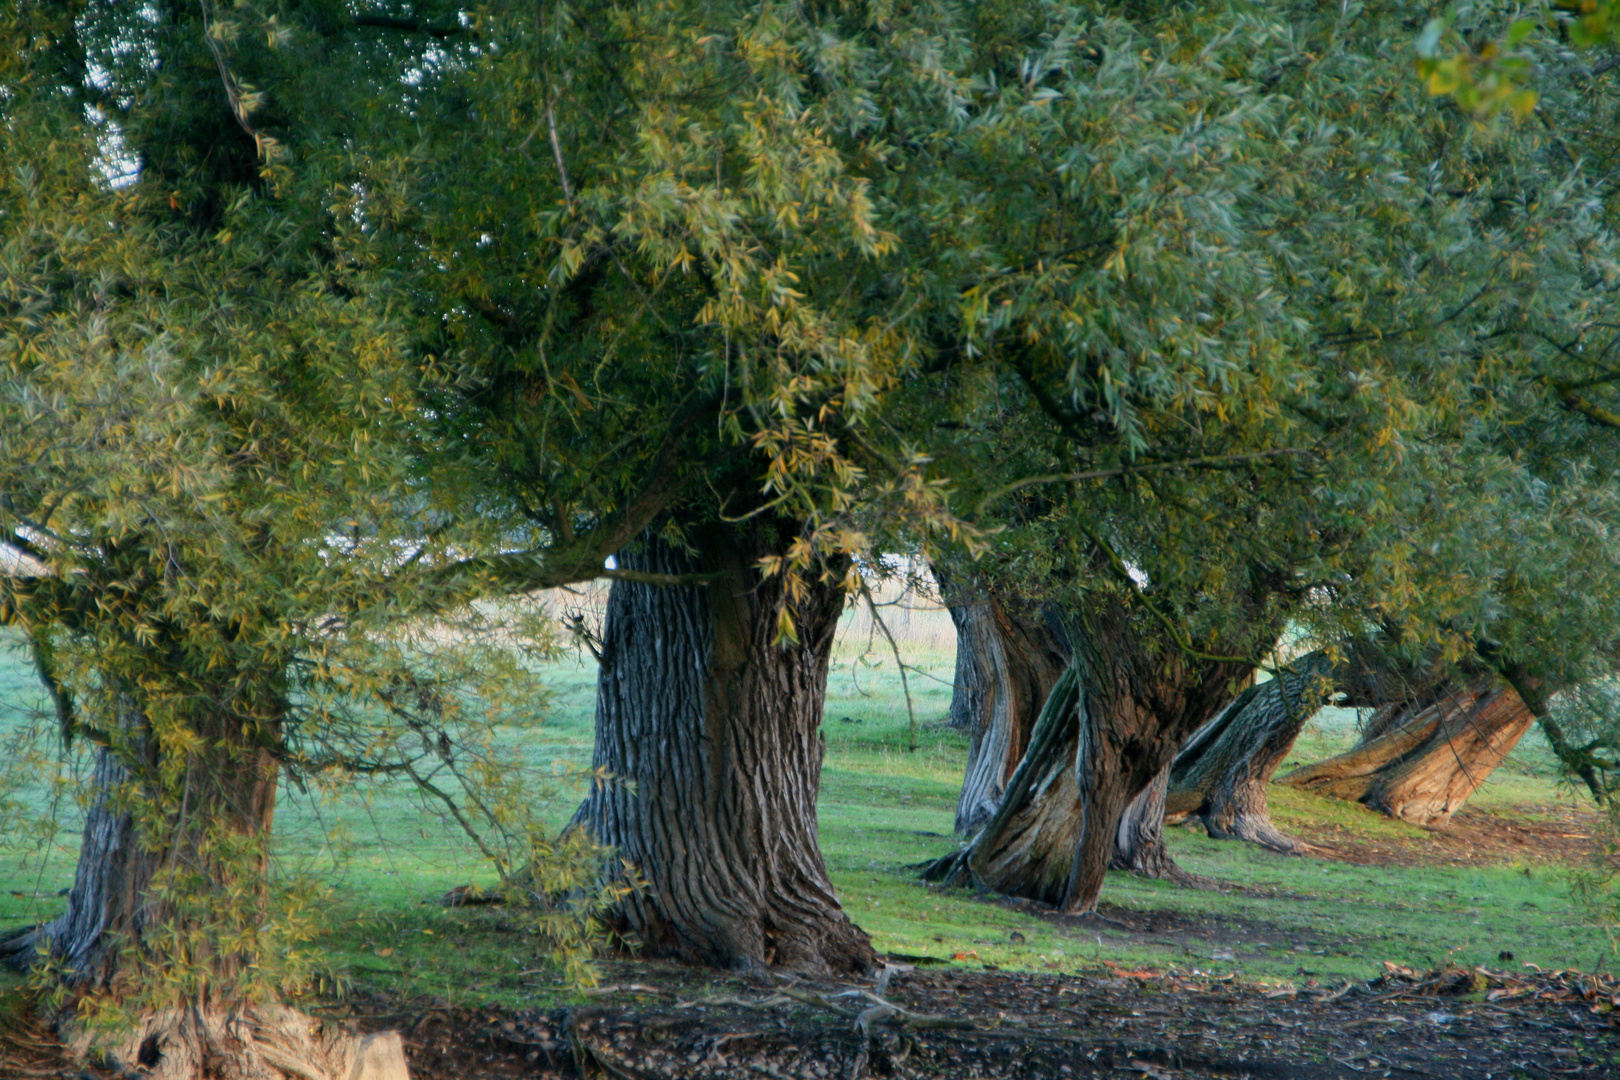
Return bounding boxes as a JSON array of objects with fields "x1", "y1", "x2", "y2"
[{"x1": 2, "y1": 603, "x2": 1613, "y2": 1009}]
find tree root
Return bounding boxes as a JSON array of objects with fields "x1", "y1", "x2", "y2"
[
  {"x1": 1201, "y1": 812, "x2": 1331, "y2": 857},
  {"x1": 60, "y1": 1003, "x2": 410, "y2": 1080}
]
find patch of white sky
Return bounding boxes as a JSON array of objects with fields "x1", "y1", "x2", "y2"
[{"x1": 81, "y1": 3, "x2": 161, "y2": 189}]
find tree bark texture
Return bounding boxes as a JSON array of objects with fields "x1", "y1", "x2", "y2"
[
  {"x1": 1109, "y1": 762, "x2": 1210, "y2": 886},
  {"x1": 1279, "y1": 680, "x2": 1533, "y2": 825},
  {"x1": 1, "y1": 690, "x2": 279, "y2": 991},
  {"x1": 0, "y1": 685, "x2": 364, "y2": 1080},
  {"x1": 570, "y1": 523, "x2": 876, "y2": 975},
  {"x1": 1165, "y1": 651, "x2": 1336, "y2": 853},
  {"x1": 926, "y1": 592, "x2": 1251, "y2": 913},
  {"x1": 941, "y1": 578, "x2": 1070, "y2": 834}
]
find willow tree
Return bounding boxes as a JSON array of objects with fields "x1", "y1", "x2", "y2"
[
  {"x1": 0, "y1": 4, "x2": 637, "y2": 1076},
  {"x1": 909, "y1": 0, "x2": 1620, "y2": 914},
  {"x1": 327, "y1": 1, "x2": 933, "y2": 973}
]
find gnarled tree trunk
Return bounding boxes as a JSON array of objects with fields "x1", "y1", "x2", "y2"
[
  {"x1": 1110, "y1": 762, "x2": 1210, "y2": 886},
  {"x1": 0, "y1": 681, "x2": 392, "y2": 1080},
  {"x1": 941, "y1": 577, "x2": 1070, "y2": 834},
  {"x1": 927, "y1": 593, "x2": 1251, "y2": 913},
  {"x1": 1280, "y1": 680, "x2": 1533, "y2": 825},
  {"x1": 1165, "y1": 652, "x2": 1335, "y2": 853},
  {"x1": 571, "y1": 523, "x2": 875, "y2": 975}
]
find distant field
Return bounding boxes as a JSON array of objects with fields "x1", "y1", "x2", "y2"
[{"x1": 1, "y1": 580, "x2": 1607, "y2": 1007}]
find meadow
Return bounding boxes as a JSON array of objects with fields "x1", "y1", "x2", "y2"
[{"x1": 0, "y1": 589, "x2": 1608, "y2": 1012}]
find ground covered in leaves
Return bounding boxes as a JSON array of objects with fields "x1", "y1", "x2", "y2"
[
  {"x1": 4, "y1": 953, "x2": 1617, "y2": 1079},
  {"x1": 332, "y1": 956, "x2": 1617, "y2": 1080}
]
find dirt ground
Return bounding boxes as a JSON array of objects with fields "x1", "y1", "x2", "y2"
[
  {"x1": 330, "y1": 956, "x2": 1615, "y2": 1080},
  {"x1": 5, "y1": 952, "x2": 1614, "y2": 1080}
]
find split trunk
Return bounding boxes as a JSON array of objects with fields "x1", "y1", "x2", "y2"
[
  {"x1": 940, "y1": 578, "x2": 1070, "y2": 834},
  {"x1": 570, "y1": 523, "x2": 875, "y2": 975},
  {"x1": 1280, "y1": 680, "x2": 1533, "y2": 825},
  {"x1": 927, "y1": 593, "x2": 1250, "y2": 912}
]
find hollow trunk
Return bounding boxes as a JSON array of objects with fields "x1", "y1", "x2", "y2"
[
  {"x1": 1110, "y1": 762, "x2": 1209, "y2": 886},
  {"x1": 926, "y1": 593, "x2": 1251, "y2": 913},
  {"x1": 571, "y1": 523, "x2": 876, "y2": 975},
  {"x1": 1165, "y1": 652, "x2": 1336, "y2": 853},
  {"x1": 1280, "y1": 681, "x2": 1533, "y2": 825},
  {"x1": 941, "y1": 578, "x2": 1070, "y2": 833}
]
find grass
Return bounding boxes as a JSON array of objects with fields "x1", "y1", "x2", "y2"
[{"x1": 2, "y1": 592, "x2": 1613, "y2": 1010}]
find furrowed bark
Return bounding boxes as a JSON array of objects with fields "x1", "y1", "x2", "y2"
[
  {"x1": 571, "y1": 523, "x2": 876, "y2": 975},
  {"x1": 926, "y1": 593, "x2": 1250, "y2": 913},
  {"x1": 0, "y1": 681, "x2": 392, "y2": 1080},
  {"x1": 1110, "y1": 762, "x2": 1211, "y2": 887},
  {"x1": 1166, "y1": 652, "x2": 1336, "y2": 853},
  {"x1": 1280, "y1": 680, "x2": 1533, "y2": 825},
  {"x1": 941, "y1": 577, "x2": 1070, "y2": 833}
]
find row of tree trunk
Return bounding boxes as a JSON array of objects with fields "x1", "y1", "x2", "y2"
[
  {"x1": 3, "y1": 534, "x2": 1548, "y2": 1056},
  {"x1": 932, "y1": 587, "x2": 1540, "y2": 910}
]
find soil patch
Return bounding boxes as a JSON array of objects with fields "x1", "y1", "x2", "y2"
[
  {"x1": 383, "y1": 958, "x2": 1618, "y2": 1079},
  {"x1": 8, "y1": 959, "x2": 1615, "y2": 1078}
]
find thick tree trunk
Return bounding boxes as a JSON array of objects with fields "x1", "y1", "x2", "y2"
[
  {"x1": 1110, "y1": 762, "x2": 1210, "y2": 886},
  {"x1": 0, "y1": 735, "x2": 159, "y2": 980},
  {"x1": 1279, "y1": 681, "x2": 1533, "y2": 825},
  {"x1": 0, "y1": 682, "x2": 398, "y2": 1080},
  {"x1": 571, "y1": 523, "x2": 876, "y2": 975},
  {"x1": 1165, "y1": 652, "x2": 1336, "y2": 853},
  {"x1": 926, "y1": 593, "x2": 1251, "y2": 913},
  {"x1": 941, "y1": 579, "x2": 1070, "y2": 834}
]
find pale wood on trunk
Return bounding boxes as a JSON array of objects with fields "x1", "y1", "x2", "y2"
[
  {"x1": 926, "y1": 594, "x2": 1250, "y2": 913},
  {"x1": 940, "y1": 577, "x2": 1070, "y2": 834},
  {"x1": 1280, "y1": 681, "x2": 1533, "y2": 825}
]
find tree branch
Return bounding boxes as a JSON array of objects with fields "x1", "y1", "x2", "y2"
[
  {"x1": 973, "y1": 449, "x2": 1316, "y2": 517},
  {"x1": 353, "y1": 13, "x2": 466, "y2": 38}
]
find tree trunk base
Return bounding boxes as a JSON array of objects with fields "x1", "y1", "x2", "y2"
[
  {"x1": 1189, "y1": 809, "x2": 1324, "y2": 856},
  {"x1": 1110, "y1": 764, "x2": 1216, "y2": 889},
  {"x1": 61, "y1": 1003, "x2": 409, "y2": 1080},
  {"x1": 1107, "y1": 835, "x2": 1217, "y2": 889}
]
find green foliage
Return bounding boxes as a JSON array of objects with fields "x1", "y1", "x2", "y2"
[
  {"x1": 4, "y1": 0, "x2": 1619, "y2": 1016},
  {"x1": 0, "y1": 0, "x2": 621, "y2": 1012},
  {"x1": 1417, "y1": 1, "x2": 1620, "y2": 119}
]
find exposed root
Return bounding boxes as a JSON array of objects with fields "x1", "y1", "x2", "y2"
[
  {"x1": 919, "y1": 848, "x2": 974, "y2": 888},
  {"x1": 1110, "y1": 838, "x2": 1217, "y2": 891},
  {"x1": 0, "y1": 925, "x2": 48, "y2": 973},
  {"x1": 60, "y1": 1003, "x2": 410, "y2": 1080},
  {"x1": 1200, "y1": 811, "x2": 1331, "y2": 857}
]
